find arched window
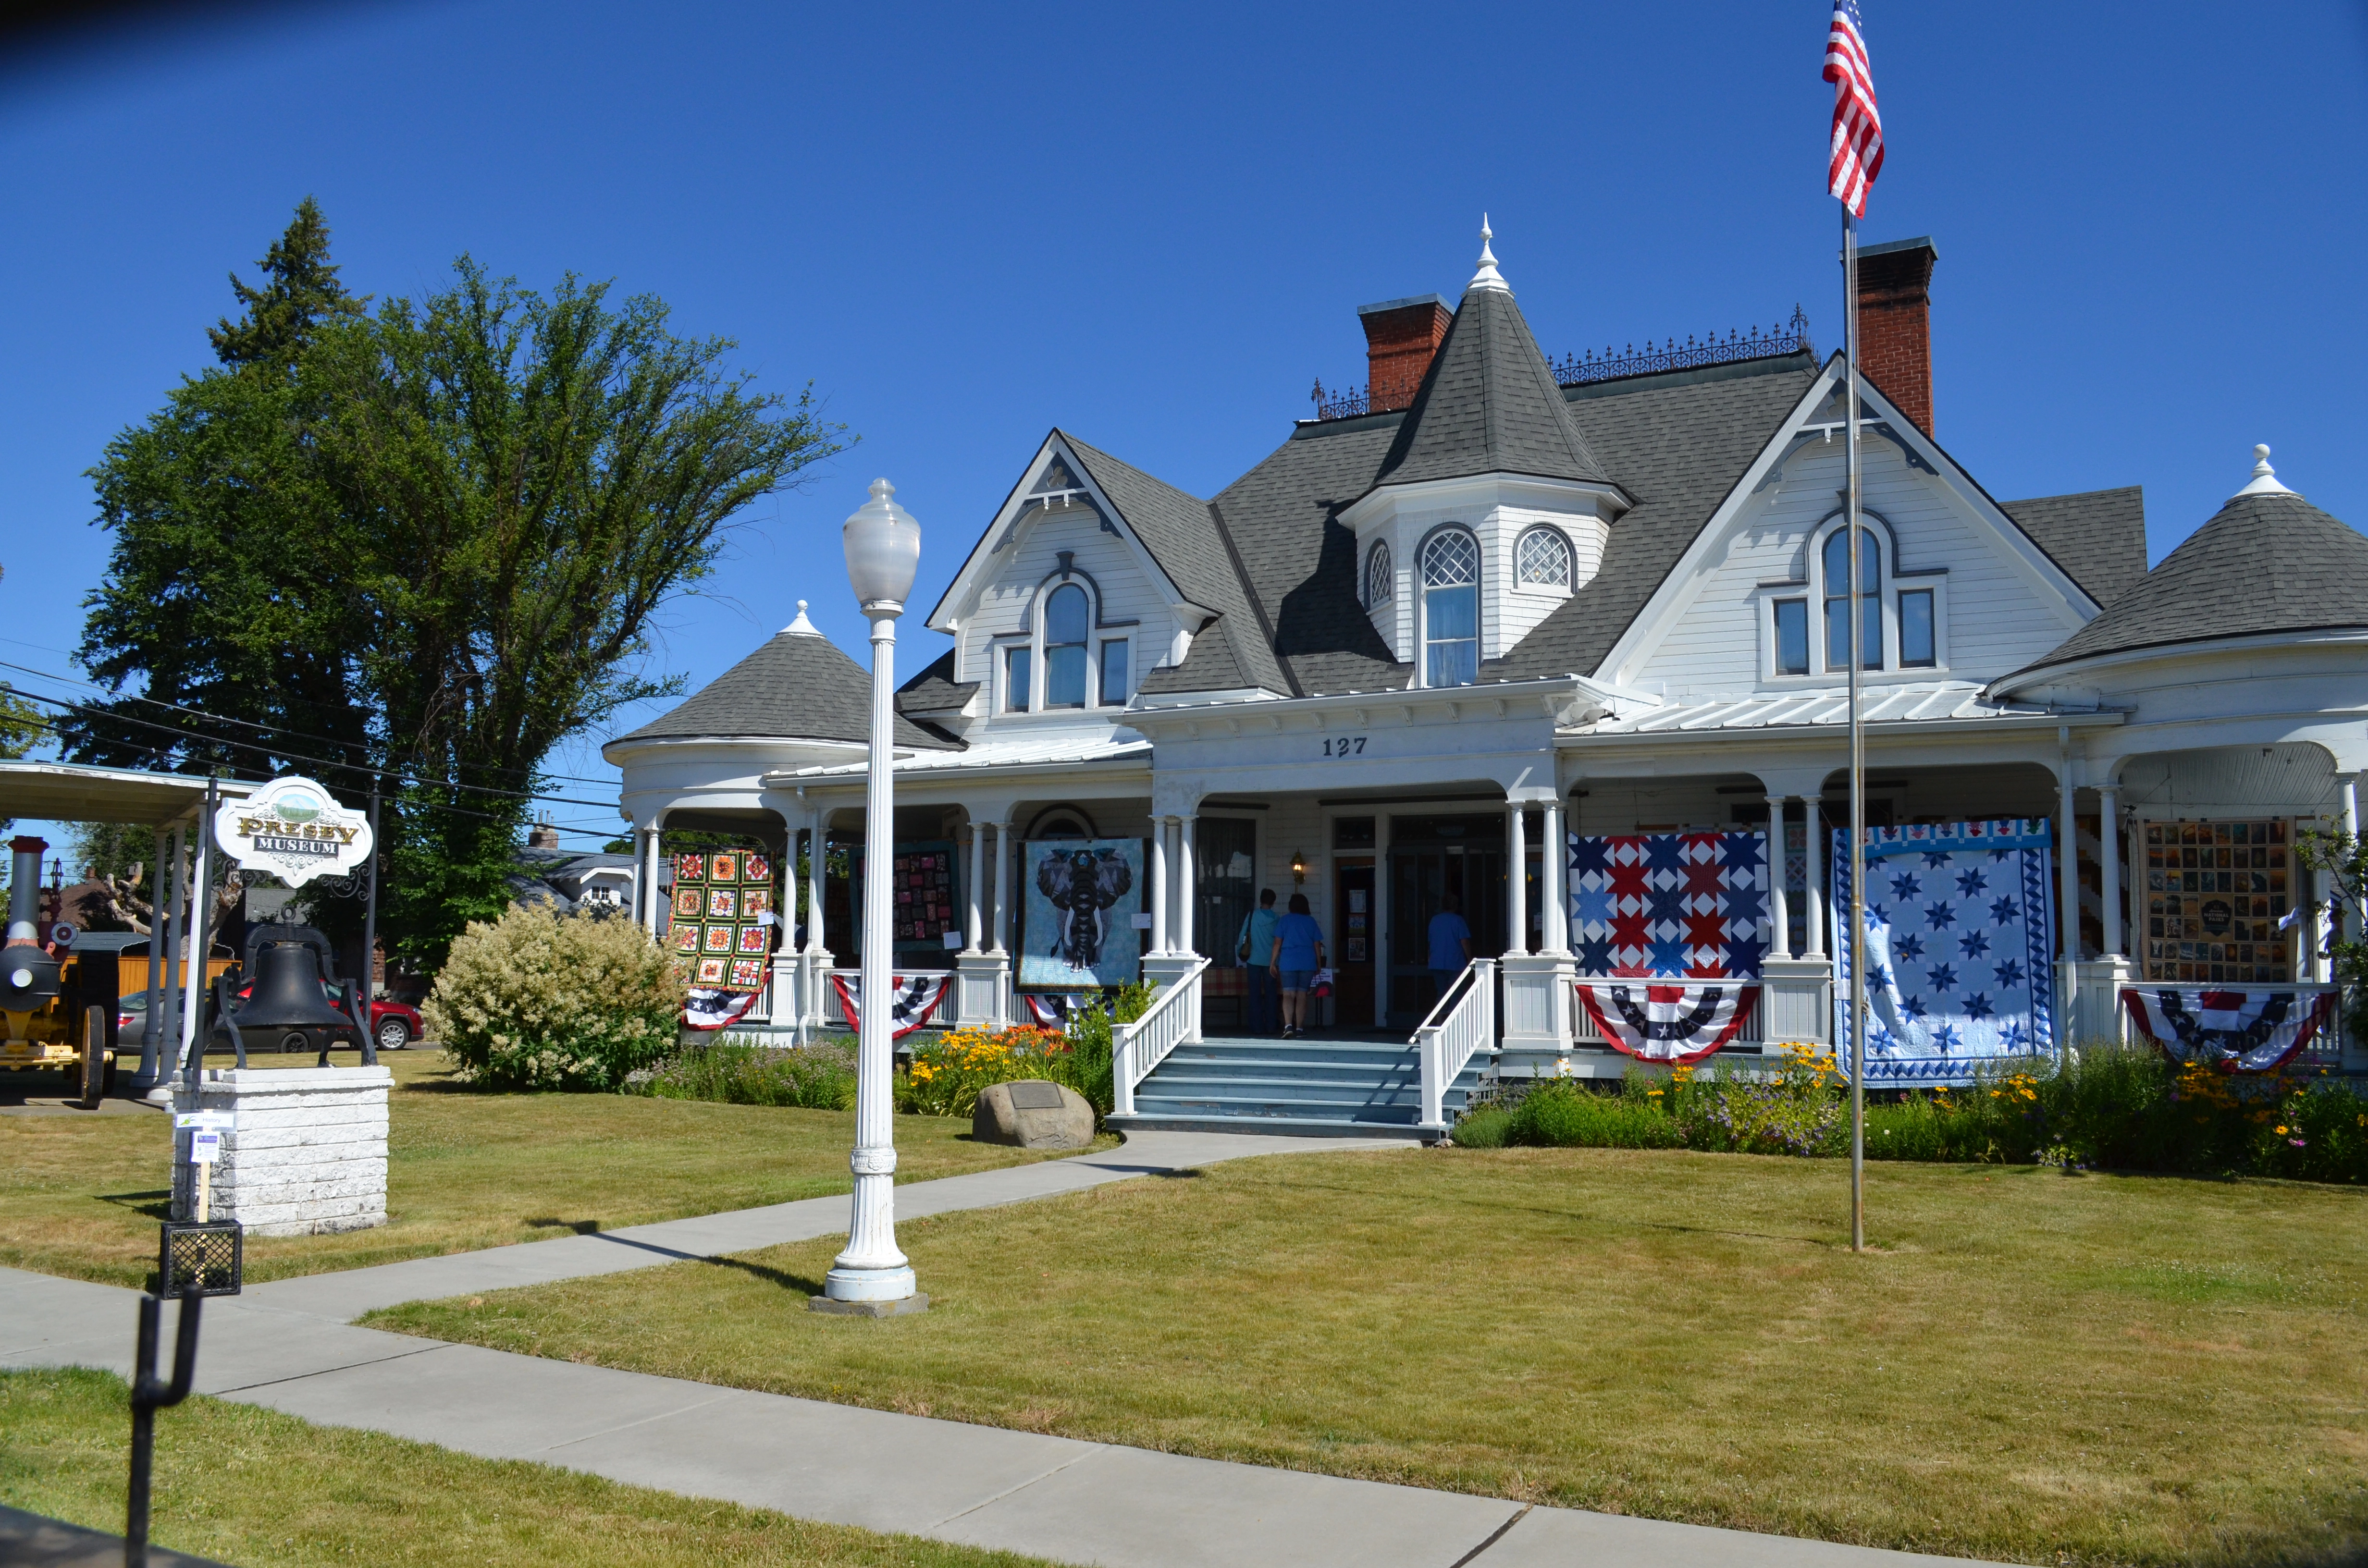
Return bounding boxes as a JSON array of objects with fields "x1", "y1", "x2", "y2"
[
  {"x1": 1420, "y1": 528, "x2": 1480, "y2": 687},
  {"x1": 1821, "y1": 527, "x2": 1883, "y2": 672},
  {"x1": 1516, "y1": 526, "x2": 1573, "y2": 590},
  {"x1": 1366, "y1": 540, "x2": 1394, "y2": 608},
  {"x1": 1043, "y1": 583, "x2": 1090, "y2": 708}
]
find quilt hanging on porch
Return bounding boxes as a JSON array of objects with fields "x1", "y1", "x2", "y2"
[
  {"x1": 831, "y1": 972, "x2": 951, "y2": 1039},
  {"x1": 668, "y1": 849, "x2": 778, "y2": 995},
  {"x1": 1831, "y1": 819, "x2": 2055, "y2": 1086},
  {"x1": 1568, "y1": 831, "x2": 1769, "y2": 1064},
  {"x1": 2121, "y1": 988, "x2": 2337, "y2": 1073}
]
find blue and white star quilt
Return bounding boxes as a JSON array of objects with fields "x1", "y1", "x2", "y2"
[{"x1": 1831, "y1": 819, "x2": 2056, "y2": 1085}]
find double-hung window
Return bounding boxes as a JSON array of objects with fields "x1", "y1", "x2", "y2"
[
  {"x1": 1822, "y1": 528, "x2": 1883, "y2": 671},
  {"x1": 1420, "y1": 529, "x2": 1480, "y2": 687},
  {"x1": 1043, "y1": 584, "x2": 1090, "y2": 708}
]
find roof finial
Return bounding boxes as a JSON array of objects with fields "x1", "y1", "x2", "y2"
[
  {"x1": 2233, "y1": 442, "x2": 2298, "y2": 499},
  {"x1": 1468, "y1": 213, "x2": 1509, "y2": 294},
  {"x1": 781, "y1": 598, "x2": 821, "y2": 636}
]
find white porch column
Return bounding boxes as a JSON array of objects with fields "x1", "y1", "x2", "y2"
[
  {"x1": 131, "y1": 828, "x2": 170, "y2": 1092},
  {"x1": 962, "y1": 820, "x2": 985, "y2": 954},
  {"x1": 991, "y1": 820, "x2": 1012, "y2": 955},
  {"x1": 1177, "y1": 815, "x2": 1197, "y2": 957},
  {"x1": 1802, "y1": 796, "x2": 1825, "y2": 957},
  {"x1": 1765, "y1": 796, "x2": 1792, "y2": 960},
  {"x1": 2059, "y1": 764, "x2": 2080, "y2": 964},
  {"x1": 806, "y1": 810, "x2": 828, "y2": 953},
  {"x1": 158, "y1": 825, "x2": 186, "y2": 1078},
  {"x1": 1149, "y1": 815, "x2": 1171, "y2": 956},
  {"x1": 643, "y1": 819, "x2": 665, "y2": 937},
  {"x1": 2098, "y1": 784, "x2": 2122, "y2": 958},
  {"x1": 1541, "y1": 799, "x2": 1568, "y2": 954},
  {"x1": 2341, "y1": 774, "x2": 2362, "y2": 951},
  {"x1": 1506, "y1": 802, "x2": 1527, "y2": 954}
]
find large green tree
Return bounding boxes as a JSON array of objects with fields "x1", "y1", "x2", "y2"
[{"x1": 74, "y1": 204, "x2": 850, "y2": 965}]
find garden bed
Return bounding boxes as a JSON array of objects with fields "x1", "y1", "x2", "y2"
[{"x1": 370, "y1": 1143, "x2": 2368, "y2": 1567}]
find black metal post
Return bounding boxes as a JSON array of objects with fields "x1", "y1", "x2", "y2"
[
  {"x1": 126, "y1": 1292, "x2": 201, "y2": 1568},
  {"x1": 358, "y1": 779, "x2": 382, "y2": 1065}
]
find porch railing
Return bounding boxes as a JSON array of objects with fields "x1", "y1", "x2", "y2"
[
  {"x1": 1114, "y1": 956, "x2": 1208, "y2": 1116},
  {"x1": 1416, "y1": 957, "x2": 1497, "y2": 1131}
]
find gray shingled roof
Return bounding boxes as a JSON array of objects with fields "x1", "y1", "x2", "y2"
[
  {"x1": 616, "y1": 628, "x2": 959, "y2": 748},
  {"x1": 897, "y1": 649, "x2": 978, "y2": 714},
  {"x1": 2007, "y1": 490, "x2": 2368, "y2": 678},
  {"x1": 1370, "y1": 282, "x2": 1617, "y2": 493},
  {"x1": 1998, "y1": 487, "x2": 2148, "y2": 610}
]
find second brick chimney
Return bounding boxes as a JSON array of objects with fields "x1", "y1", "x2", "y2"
[
  {"x1": 1854, "y1": 236, "x2": 1938, "y2": 437},
  {"x1": 1358, "y1": 294, "x2": 1454, "y2": 413}
]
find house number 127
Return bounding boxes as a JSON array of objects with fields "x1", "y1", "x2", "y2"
[{"x1": 1321, "y1": 735, "x2": 1369, "y2": 758}]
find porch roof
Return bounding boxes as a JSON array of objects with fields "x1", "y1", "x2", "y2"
[
  {"x1": 774, "y1": 731, "x2": 1151, "y2": 781},
  {"x1": 1573, "y1": 682, "x2": 2123, "y2": 737}
]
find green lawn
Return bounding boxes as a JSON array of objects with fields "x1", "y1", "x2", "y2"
[
  {"x1": 0, "y1": 1367, "x2": 1062, "y2": 1568},
  {"x1": 0, "y1": 1053, "x2": 1110, "y2": 1288},
  {"x1": 374, "y1": 1146, "x2": 2368, "y2": 1568}
]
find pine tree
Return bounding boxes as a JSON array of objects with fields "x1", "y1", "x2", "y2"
[{"x1": 207, "y1": 196, "x2": 366, "y2": 370}]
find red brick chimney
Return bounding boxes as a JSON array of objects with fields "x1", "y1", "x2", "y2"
[
  {"x1": 1854, "y1": 237, "x2": 1937, "y2": 437},
  {"x1": 1357, "y1": 294, "x2": 1454, "y2": 413}
]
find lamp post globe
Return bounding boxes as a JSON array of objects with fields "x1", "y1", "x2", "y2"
[{"x1": 822, "y1": 478, "x2": 925, "y2": 1310}]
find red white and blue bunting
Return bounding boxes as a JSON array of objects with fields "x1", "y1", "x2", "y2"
[
  {"x1": 683, "y1": 987, "x2": 764, "y2": 1033},
  {"x1": 2121, "y1": 988, "x2": 2336, "y2": 1074},
  {"x1": 1575, "y1": 981, "x2": 1761, "y2": 1064},
  {"x1": 832, "y1": 972, "x2": 951, "y2": 1039},
  {"x1": 1020, "y1": 991, "x2": 1104, "y2": 1028}
]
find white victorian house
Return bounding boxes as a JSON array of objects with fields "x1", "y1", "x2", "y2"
[{"x1": 605, "y1": 229, "x2": 2368, "y2": 1138}]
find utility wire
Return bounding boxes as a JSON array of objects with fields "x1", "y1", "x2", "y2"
[{"x1": 0, "y1": 657, "x2": 634, "y2": 791}]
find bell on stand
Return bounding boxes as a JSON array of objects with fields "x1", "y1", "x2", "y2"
[{"x1": 228, "y1": 942, "x2": 360, "y2": 1062}]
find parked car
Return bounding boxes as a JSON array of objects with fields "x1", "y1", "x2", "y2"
[{"x1": 200, "y1": 977, "x2": 424, "y2": 1053}]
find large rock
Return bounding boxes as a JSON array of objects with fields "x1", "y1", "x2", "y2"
[{"x1": 973, "y1": 1079, "x2": 1096, "y2": 1149}]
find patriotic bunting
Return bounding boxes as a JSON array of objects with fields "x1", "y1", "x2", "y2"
[
  {"x1": 1575, "y1": 981, "x2": 1761, "y2": 1064},
  {"x1": 1568, "y1": 832, "x2": 1770, "y2": 980},
  {"x1": 1833, "y1": 819, "x2": 2055, "y2": 1086},
  {"x1": 1021, "y1": 991, "x2": 1105, "y2": 1028},
  {"x1": 832, "y1": 972, "x2": 951, "y2": 1039},
  {"x1": 2121, "y1": 988, "x2": 2337, "y2": 1074},
  {"x1": 684, "y1": 987, "x2": 763, "y2": 1032}
]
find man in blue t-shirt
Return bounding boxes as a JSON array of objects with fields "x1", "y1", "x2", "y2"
[
  {"x1": 1427, "y1": 893, "x2": 1473, "y2": 1011},
  {"x1": 1236, "y1": 888, "x2": 1280, "y2": 1034}
]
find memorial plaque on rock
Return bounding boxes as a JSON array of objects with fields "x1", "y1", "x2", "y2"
[
  {"x1": 972, "y1": 1079, "x2": 1096, "y2": 1150},
  {"x1": 1006, "y1": 1080, "x2": 1066, "y2": 1111}
]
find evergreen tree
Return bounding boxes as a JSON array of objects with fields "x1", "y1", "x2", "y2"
[{"x1": 207, "y1": 196, "x2": 366, "y2": 371}]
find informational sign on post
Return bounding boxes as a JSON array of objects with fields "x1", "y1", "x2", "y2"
[
  {"x1": 189, "y1": 1129, "x2": 222, "y2": 1164},
  {"x1": 213, "y1": 775, "x2": 374, "y2": 889}
]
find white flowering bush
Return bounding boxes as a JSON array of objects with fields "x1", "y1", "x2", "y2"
[{"x1": 424, "y1": 904, "x2": 685, "y2": 1090}]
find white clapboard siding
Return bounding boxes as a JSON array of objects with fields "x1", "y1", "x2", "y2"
[{"x1": 961, "y1": 509, "x2": 1177, "y2": 686}]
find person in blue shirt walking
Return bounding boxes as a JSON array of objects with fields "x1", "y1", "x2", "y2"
[
  {"x1": 1426, "y1": 892, "x2": 1473, "y2": 1011},
  {"x1": 1269, "y1": 892, "x2": 1325, "y2": 1039},
  {"x1": 1235, "y1": 888, "x2": 1281, "y2": 1035}
]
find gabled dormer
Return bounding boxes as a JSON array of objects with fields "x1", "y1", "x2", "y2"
[
  {"x1": 1335, "y1": 224, "x2": 1632, "y2": 687},
  {"x1": 921, "y1": 431, "x2": 1263, "y2": 735}
]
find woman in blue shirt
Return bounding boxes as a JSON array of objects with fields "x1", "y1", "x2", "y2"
[{"x1": 1269, "y1": 893, "x2": 1325, "y2": 1039}]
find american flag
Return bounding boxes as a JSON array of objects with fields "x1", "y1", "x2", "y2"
[{"x1": 1824, "y1": 0, "x2": 1884, "y2": 217}]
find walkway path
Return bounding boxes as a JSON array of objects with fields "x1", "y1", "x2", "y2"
[{"x1": 2, "y1": 1131, "x2": 1987, "y2": 1568}]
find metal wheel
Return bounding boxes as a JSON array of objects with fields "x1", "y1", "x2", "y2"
[{"x1": 376, "y1": 1017, "x2": 412, "y2": 1052}]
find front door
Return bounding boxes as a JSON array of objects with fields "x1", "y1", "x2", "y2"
[
  {"x1": 1333, "y1": 859, "x2": 1375, "y2": 1030},
  {"x1": 1386, "y1": 843, "x2": 1507, "y2": 1027}
]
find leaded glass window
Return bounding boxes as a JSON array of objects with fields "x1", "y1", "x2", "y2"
[
  {"x1": 1366, "y1": 540, "x2": 1393, "y2": 608},
  {"x1": 1516, "y1": 527, "x2": 1572, "y2": 588}
]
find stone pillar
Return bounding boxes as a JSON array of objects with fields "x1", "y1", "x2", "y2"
[
  {"x1": 1765, "y1": 796, "x2": 1792, "y2": 960},
  {"x1": 1802, "y1": 796, "x2": 1826, "y2": 958},
  {"x1": 1149, "y1": 815, "x2": 1170, "y2": 957},
  {"x1": 174, "y1": 1066, "x2": 391, "y2": 1235},
  {"x1": 1505, "y1": 802, "x2": 1528, "y2": 955}
]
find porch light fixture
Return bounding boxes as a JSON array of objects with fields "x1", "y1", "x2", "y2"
[
  {"x1": 819, "y1": 479, "x2": 925, "y2": 1315},
  {"x1": 1290, "y1": 850, "x2": 1307, "y2": 884}
]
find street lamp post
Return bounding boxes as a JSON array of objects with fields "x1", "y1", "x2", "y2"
[{"x1": 818, "y1": 478, "x2": 927, "y2": 1315}]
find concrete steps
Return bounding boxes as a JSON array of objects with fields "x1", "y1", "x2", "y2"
[{"x1": 1110, "y1": 1036, "x2": 1491, "y2": 1142}]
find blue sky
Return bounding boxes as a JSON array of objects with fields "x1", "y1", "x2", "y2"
[{"x1": 3, "y1": 0, "x2": 2363, "y2": 855}]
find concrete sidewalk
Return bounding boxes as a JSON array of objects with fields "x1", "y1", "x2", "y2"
[{"x1": 1, "y1": 1131, "x2": 1994, "y2": 1568}]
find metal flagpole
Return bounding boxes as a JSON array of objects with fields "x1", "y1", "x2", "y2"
[{"x1": 1844, "y1": 205, "x2": 1867, "y2": 1254}]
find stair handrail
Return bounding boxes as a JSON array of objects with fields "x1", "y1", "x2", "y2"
[
  {"x1": 1114, "y1": 955, "x2": 1209, "y2": 1116},
  {"x1": 1415, "y1": 957, "x2": 1497, "y2": 1132}
]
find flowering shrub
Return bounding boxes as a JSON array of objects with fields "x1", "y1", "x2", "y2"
[
  {"x1": 629, "y1": 1036, "x2": 855, "y2": 1110},
  {"x1": 898, "y1": 1025, "x2": 1073, "y2": 1117},
  {"x1": 424, "y1": 904, "x2": 684, "y2": 1091}
]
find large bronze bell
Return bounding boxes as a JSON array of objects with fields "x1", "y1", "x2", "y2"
[{"x1": 234, "y1": 941, "x2": 360, "y2": 1055}]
